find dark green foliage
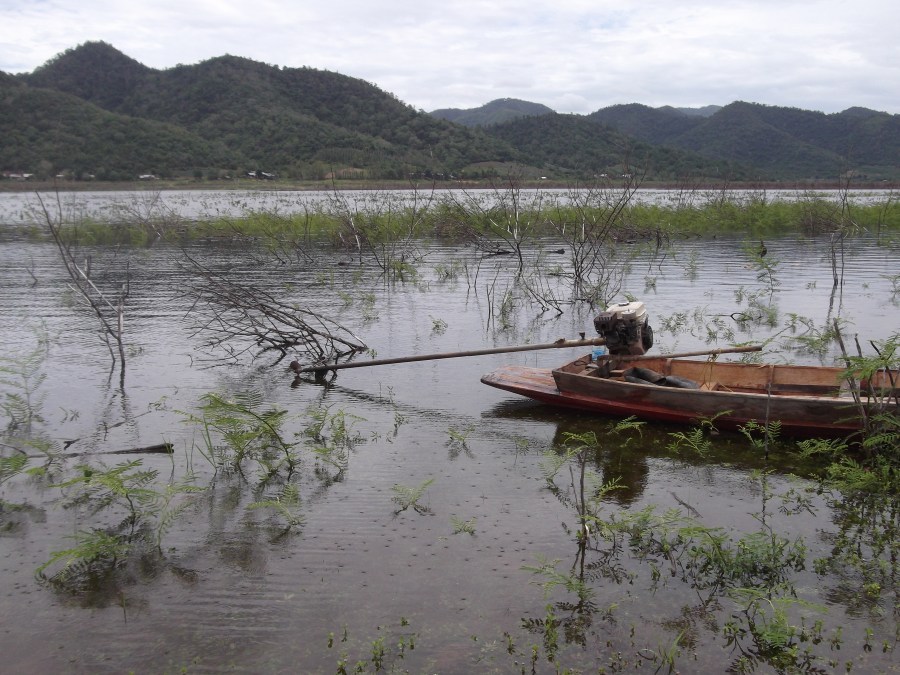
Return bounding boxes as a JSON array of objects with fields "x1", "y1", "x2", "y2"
[
  {"x1": 483, "y1": 112, "x2": 748, "y2": 180},
  {"x1": 24, "y1": 41, "x2": 152, "y2": 110},
  {"x1": 0, "y1": 78, "x2": 234, "y2": 178},
  {"x1": 587, "y1": 102, "x2": 704, "y2": 143},
  {"x1": 590, "y1": 100, "x2": 900, "y2": 180}
]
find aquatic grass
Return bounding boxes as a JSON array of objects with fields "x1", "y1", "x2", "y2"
[
  {"x1": 527, "y1": 423, "x2": 828, "y2": 672},
  {"x1": 429, "y1": 315, "x2": 448, "y2": 334},
  {"x1": 16, "y1": 191, "x2": 900, "y2": 253},
  {"x1": 0, "y1": 453, "x2": 29, "y2": 509},
  {"x1": 35, "y1": 528, "x2": 131, "y2": 588},
  {"x1": 446, "y1": 424, "x2": 474, "y2": 450},
  {"x1": 328, "y1": 619, "x2": 417, "y2": 674},
  {"x1": 187, "y1": 209, "x2": 337, "y2": 244}
]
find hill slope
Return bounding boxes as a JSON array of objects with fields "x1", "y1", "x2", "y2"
[
  {"x1": 15, "y1": 42, "x2": 522, "y2": 179},
  {"x1": 430, "y1": 98, "x2": 554, "y2": 127},
  {"x1": 589, "y1": 101, "x2": 899, "y2": 179},
  {"x1": 0, "y1": 74, "x2": 235, "y2": 179},
  {"x1": 483, "y1": 113, "x2": 749, "y2": 180}
]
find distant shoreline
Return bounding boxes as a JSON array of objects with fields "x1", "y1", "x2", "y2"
[{"x1": 0, "y1": 178, "x2": 896, "y2": 193}]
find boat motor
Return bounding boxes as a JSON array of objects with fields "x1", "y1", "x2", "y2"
[{"x1": 593, "y1": 301, "x2": 654, "y2": 356}]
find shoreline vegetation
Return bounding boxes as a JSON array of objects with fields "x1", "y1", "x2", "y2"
[{"x1": 6, "y1": 180, "x2": 898, "y2": 247}]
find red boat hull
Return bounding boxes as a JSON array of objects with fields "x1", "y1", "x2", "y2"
[{"x1": 481, "y1": 356, "x2": 898, "y2": 438}]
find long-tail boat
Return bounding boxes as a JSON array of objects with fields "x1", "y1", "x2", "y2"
[{"x1": 482, "y1": 353, "x2": 899, "y2": 437}]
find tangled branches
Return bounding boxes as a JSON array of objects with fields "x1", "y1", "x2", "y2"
[{"x1": 182, "y1": 255, "x2": 366, "y2": 366}]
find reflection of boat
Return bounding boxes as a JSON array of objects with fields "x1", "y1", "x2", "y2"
[{"x1": 481, "y1": 355, "x2": 899, "y2": 437}]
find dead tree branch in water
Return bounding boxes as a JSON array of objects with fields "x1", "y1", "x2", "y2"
[
  {"x1": 35, "y1": 192, "x2": 128, "y2": 385},
  {"x1": 181, "y1": 255, "x2": 367, "y2": 366}
]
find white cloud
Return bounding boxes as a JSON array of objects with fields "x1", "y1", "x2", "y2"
[{"x1": 1, "y1": 0, "x2": 898, "y2": 114}]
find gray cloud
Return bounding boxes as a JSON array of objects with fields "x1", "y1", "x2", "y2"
[{"x1": 1, "y1": 0, "x2": 897, "y2": 114}]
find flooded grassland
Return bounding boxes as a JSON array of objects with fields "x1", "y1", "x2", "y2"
[{"x1": 1, "y1": 188, "x2": 899, "y2": 673}]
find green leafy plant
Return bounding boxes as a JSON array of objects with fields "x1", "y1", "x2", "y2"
[
  {"x1": 743, "y1": 238, "x2": 780, "y2": 292},
  {"x1": 522, "y1": 554, "x2": 593, "y2": 605},
  {"x1": 53, "y1": 460, "x2": 160, "y2": 526},
  {"x1": 429, "y1": 315, "x2": 448, "y2": 334},
  {"x1": 391, "y1": 477, "x2": 434, "y2": 514},
  {"x1": 304, "y1": 405, "x2": 364, "y2": 482},
  {"x1": 0, "y1": 326, "x2": 50, "y2": 433},
  {"x1": 0, "y1": 452, "x2": 29, "y2": 509},
  {"x1": 328, "y1": 618, "x2": 417, "y2": 674},
  {"x1": 36, "y1": 458, "x2": 204, "y2": 594},
  {"x1": 447, "y1": 424, "x2": 475, "y2": 452},
  {"x1": 451, "y1": 515, "x2": 477, "y2": 535},
  {"x1": 36, "y1": 528, "x2": 131, "y2": 589},
  {"x1": 182, "y1": 391, "x2": 298, "y2": 475},
  {"x1": 249, "y1": 483, "x2": 304, "y2": 534}
]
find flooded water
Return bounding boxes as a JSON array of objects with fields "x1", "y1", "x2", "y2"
[{"x1": 1, "y1": 214, "x2": 899, "y2": 672}]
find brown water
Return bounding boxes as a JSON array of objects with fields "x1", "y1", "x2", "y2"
[{"x1": 1, "y1": 230, "x2": 898, "y2": 673}]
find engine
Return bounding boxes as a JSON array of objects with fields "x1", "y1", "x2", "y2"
[{"x1": 593, "y1": 301, "x2": 654, "y2": 356}]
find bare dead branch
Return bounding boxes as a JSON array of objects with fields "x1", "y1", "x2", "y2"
[
  {"x1": 35, "y1": 192, "x2": 127, "y2": 385},
  {"x1": 180, "y1": 254, "x2": 366, "y2": 366}
]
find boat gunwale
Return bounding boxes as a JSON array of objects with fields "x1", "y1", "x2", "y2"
[{"x1": 552, "y1": 355, "x2": 898, "y2": 403}]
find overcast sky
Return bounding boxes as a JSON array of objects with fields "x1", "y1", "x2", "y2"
[{"x1": 2, "y1": 0, "x2": 898, "y2": 115}]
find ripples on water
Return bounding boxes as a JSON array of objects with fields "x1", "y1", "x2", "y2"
[{"x1": 0, "y1": 220, "x2": 898, "y2": 671}]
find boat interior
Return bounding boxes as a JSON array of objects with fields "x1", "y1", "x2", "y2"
[{"x1": 560, "y1": 355, "x2": 900, "y2": 400}]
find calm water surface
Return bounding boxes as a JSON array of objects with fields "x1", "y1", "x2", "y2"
[{"x1": 0, "y1": 222, "x2": 898, "y2": 672}]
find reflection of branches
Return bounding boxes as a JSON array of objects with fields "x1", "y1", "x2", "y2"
[{"x1": 181, "y1": 255, "x2": 366, "y2": 365}]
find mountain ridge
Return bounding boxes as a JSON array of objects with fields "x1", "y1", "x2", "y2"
[{"x1": 3, "y1": 41, "x2": 898, "y2": 182}]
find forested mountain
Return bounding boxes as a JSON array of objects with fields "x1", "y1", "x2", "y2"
[
  {"x1": 482, "y1": 113, "x2": 749, "y2": 180},
  {"x1": 430, "y1": 98, "x2": 554, "y2": 127},
  {"x1": 589, "y1": 101, "x2": 900, "y2": 179},
  {"x1": 2, "y1": 41, "x2": 898, "y2": 182},
  {"x1": 0, "y1": 73, "x2": 234, "y2": 179},
  {"x1": 672, "y1": 105, "x2": 722, "y2": 117},
  {"x1": 12, "y1": 41, "x2": 521, "y2": 180},
  {"x1": 586, "y1": 104, "x2": 704, "y2": 145}
]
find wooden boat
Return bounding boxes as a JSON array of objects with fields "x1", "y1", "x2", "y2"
[{"x1": 481, "y1": 353, "x2": 899, "y2": 437}]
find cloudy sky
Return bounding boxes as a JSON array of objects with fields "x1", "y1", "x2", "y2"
[{"x1": 2, "y1": 0, "x2": 898, "y2": 115}]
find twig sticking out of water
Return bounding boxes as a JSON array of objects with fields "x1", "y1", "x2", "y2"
[{"x1": 181, "y1": 254, "x2": 366, "y2": 365}]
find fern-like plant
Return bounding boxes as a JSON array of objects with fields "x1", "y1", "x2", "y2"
[
  {"x1": 35, "y1": 528, "x2": 130, "y2": 588},
  {"x1": 0, "y1": 326, "x2": 50, "y2": 433},
  {"x1": 450, "y1": 515, "x2": 477, "y2": 535},
  {"x1": 181, "y1": 391, "x2": 298, "y2": 475},
  {"x1": 391, "y1": 478, "x2": 434, "y2": 514},
  {"x1": 249, "y1": 482, "x2": 304, "y2": 532}
]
